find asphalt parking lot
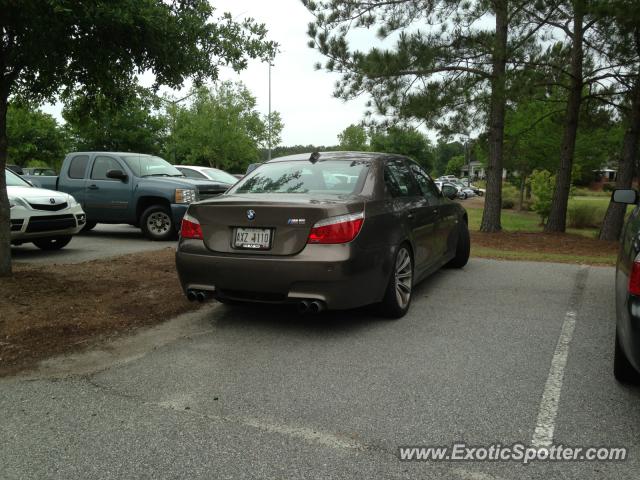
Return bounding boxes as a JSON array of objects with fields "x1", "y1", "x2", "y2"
[
  {"x1": 11, "y1": 224, "x2": 173, "y2": 264},
  {"x1": 2, "y1": 258, "x2": 639, "y2": 479}
]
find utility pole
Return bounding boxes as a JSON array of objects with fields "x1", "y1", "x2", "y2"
[{"x1": 268, "y1": 60, "x2": 272, "y2": 161}]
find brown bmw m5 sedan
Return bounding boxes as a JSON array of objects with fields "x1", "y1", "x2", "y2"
[{"x1": 175, "y1": 151, "x2": 470, "y2": 318}]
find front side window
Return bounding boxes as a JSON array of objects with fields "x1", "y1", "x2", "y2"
[
  {"x1": 231, "y1": 160, "x2": 369, "y2": 195},
  {"x1": 68, "y1": 155, "x2": 89, "y2": 179},
  {"x1": 409, "y1": 163, "x2": 441, "y2": 201},
  {"x1": 91, "y1": 156, "x2": 123, "y2": 180},
  {"x1": 122, "y1": 155, "x2": 183, "y2": 177}
]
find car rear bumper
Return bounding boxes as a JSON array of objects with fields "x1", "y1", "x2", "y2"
[{"x1": 175, "y1": 240, "x2": 392, "y2": 310}]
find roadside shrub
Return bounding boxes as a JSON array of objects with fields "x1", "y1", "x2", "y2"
[
  {"x1": 502, "y1": 199, "x2": 515, "y2": 209},
  {"x1": 603, "y1": 183, "x2": 615, "y2": 193},
  {"x1": 530, "y1": 170, "x2": 555, "y2": 224},
  {"x1": 567, "y1": 203, "x2": 607, "y2": 229},
  {"x1": 501, "y1": 184, "x2": 519, "y2": 210}
]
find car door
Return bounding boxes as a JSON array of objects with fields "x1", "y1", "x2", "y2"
[
  {"x1": 63, "y1": 154, "x2": 91, "y2": 206},
  {"x1": 409, "y1": 163, "x2": 458, "y2": 258},
  {"x1": 384, "y1": 159, "x2": 437, "y2": 274},
  {"x1": 84, "y1": 155, "x2": 134, "y2": 222}
]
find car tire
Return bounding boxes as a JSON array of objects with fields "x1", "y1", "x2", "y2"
[
  {"x1": 379, "y1": 244, "x2": 413, "y2": 319},
  {"x1": 447, "y1": 222, "x2": 470, "y2": 269},
  {"x1": 82, "y1": 220, "x2": 97, "y2": 232},
  {"x1": 32, "y1": 235, "x2": 73, "y2": 250},
  {"x1": 140, "y1": 205, "x2": 177, "y2": 241},
  {"x1": 614, "y1": 327, "x2": 639, "y2": 383}
]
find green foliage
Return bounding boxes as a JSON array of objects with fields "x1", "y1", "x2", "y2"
[
  {"x1": 63, "y1": 86, "x2": 167, "y2": 155},
  {"x1": 445, "y1": 155, "x2": 465, "y2": 176},
  {"x1": 567, "y1": 203, "x2": 607, "y2": 229},
  {"x1": 434, "y1": 141, "x2": 464, "y2": 176},
  {"x1": 369, "y1": 126, "x2": 434, "y2": 170},
  {"x1": 530, "y1": 170, "x2": 556, "y2": 224},
  {"x1": 501, "y1": 184, "x2": 520, "y2": 210},
  {"x1": 7, "y1": 104, "x2": 69, "y2": 169},
  {"x1": 2, "y1": 1, "x2": 276, "y2": 103},
  {"x1": 337, "y1": 124, "x2": 368, "y2": 151},
  {"x1": 169, "y1": 82, "x2": 282, "y2": 172}
]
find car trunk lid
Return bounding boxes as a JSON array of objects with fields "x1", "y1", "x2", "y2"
[{"x1": 189, "y1": 193, "x2": 364, "y2": 255}]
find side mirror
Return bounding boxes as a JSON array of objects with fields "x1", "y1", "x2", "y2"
[
  {"x1": 612, "y1": 189, "x2": 638, "y2": 205},
  {"x1": 106, "y1": 169, "x2": 127, "y2": 181}
]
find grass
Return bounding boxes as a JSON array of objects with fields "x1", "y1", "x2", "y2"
[
  {"x1": 471, "y1": 245, "x2": 616, "y2": 266},
  {"x1": 464, "y1": 193, "x2": 620, "y2": 265}
]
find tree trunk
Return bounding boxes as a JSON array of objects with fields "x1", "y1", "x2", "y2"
[
  {"x1": 0, "y1": 90, "x2": 11, "y2": 276},
  {"x1": 545, "y1": 1, "x2": 584, "y2": 233},
  {"x1": 518, "y1": 174, "x2": 527, "y2": 211},
  {"x1": 480, "y1": 0, "x2": 508, "y2": 233},
  {"x1": 599, "y1": 78, "x2": 640, "y2": 241}
]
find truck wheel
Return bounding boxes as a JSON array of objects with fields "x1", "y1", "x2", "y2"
[
  {"x1": 82, "y1": 220, "x2": 97, "y2": 232},
  {"x1": 33, "y1": 236, "x2": 73, "y2": 250},
  {"x1": 140, "y1": 205, "x2": 176, "y2": 241}
]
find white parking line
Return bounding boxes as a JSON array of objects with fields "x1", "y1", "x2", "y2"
[{"x1": 531, "y1": 266, "x2": 589, "y2": 448}]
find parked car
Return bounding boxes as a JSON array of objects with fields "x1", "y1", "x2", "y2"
[
  {"x1": 611, "y1": 188, "x2": 640, "y2": 383},
  {"x1": 452, "y1": 181, "x2": 476, "y2": 199},
  {"x1": 175, "y1": 165, "x2": 238, "y2": 185},
  {"x1": 22, "y1": 167, "x2": 57, "y2": 176},
  {"x1": 176, "y1": 151, "x2": 470, "y2": 318},
  {"x1": 245, "y1": 163, "x2": 262, "y2": 175},
  {"x1": 24, "y1": 152, "x2": 229, "y2": 240},
  {"x1": 7, "y1": 168, "x2": 85, "y2": 250}
]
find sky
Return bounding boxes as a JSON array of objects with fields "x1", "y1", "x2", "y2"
[{"x1": 42, "y1": 0, "x2": 379, "y2": 147}]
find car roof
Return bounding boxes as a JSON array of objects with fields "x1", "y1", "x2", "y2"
[
  {"x1": 68, "y1": 151, "x2": 156, "y2": 157},
  {"x1": 176, "y1": 165, "x2": 222, "y2": 171},
  {"x1": 266, "y1": 151, "x2": 409, "y2": 163}
]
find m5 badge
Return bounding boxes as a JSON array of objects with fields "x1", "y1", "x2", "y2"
[{"x1": 287, "y1": 218, "x2": 306, "y2": 225}]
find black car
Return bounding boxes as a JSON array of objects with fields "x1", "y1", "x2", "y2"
[{"x1": 612, "y1": 188, "x2": 640, "y2": 382}]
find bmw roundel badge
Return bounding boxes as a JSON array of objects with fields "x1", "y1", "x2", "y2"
[{"x1": 247, "y1": 209, "x2": 256, "y2": 221}]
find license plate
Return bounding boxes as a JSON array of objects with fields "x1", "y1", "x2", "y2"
[{"x1": 233, "y1": 227, "x2": 272, "y2": 250}]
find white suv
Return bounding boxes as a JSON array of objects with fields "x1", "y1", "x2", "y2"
[{"x1": 7, "y1": 168, "x2": 86, "y2": 250}]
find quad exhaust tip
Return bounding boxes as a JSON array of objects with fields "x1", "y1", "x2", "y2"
[
  {"x1": 187, "y1": 289, "x2": 209, "y2": 303},
  {"x1": 297, "y1": 299, "x2": 326, "y2": 314}
]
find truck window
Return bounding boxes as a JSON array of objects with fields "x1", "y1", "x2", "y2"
[
  {"x1": 91, "y1": 156, "x2": 122, "y2": 180},
  {"x1": 68, "y1": 155, "x2": 90, "y2": 179}
]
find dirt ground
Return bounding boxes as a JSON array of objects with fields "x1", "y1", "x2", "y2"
[{"x1": 0, "y1": 248, "x2": 198, "y2": 376}]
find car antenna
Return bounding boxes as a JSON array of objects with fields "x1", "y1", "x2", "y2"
[{"x1": 309, "y1": 152, "x2": 320, "y2": 164}]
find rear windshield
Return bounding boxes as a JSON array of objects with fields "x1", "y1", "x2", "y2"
[{"x1": 230, "y1": 160, "x2": 369, "y2": 195}]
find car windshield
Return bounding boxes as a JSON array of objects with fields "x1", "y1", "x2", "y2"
[
  {"x1": 5, "y1": 168, "x2": 31, "y2": 187},
  {"x1": 230, "y1": 160, "x2": 369, "y2": 195},
  {"x1": 122, "y1": 155, "x2": 183, "y2": 177},
  {"x1": 203, "y1": 168, "x2": 238, "y2": 184}
]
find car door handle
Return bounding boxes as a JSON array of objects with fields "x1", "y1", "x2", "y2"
[
  {"x1": 87, "y1": 184, "x2": 99, "y2": 190},
  {"x1": 407, "y1": 209, "x2": 417, "y2": 219}
]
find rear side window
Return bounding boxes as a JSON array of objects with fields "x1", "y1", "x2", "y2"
[
  {"x1": 68, "y1": 155, "x2": 89, "y2": 179},
  {"x1": 384, "y1": 160, "x2": 420, "y2": 197},
  {"x1": 91, "y1": 156, "x2": 122, "y2": 180}
]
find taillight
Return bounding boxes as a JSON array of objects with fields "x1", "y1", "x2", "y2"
[
  {"x1": 181, "y1": 213, "x2": 203, "y2": 240},
  {"x1": 308, "y1": 212, "x2": 364, "y2": 244},
  {"x1": 629, "y1": 259, "x2": 640, "y2": 295}
]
